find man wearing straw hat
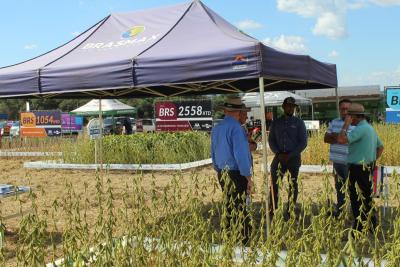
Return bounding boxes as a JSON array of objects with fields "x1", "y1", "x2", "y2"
[
  {"x1": 211, "y1": 96, "x2": 253, "y2": 245},
  {"x1": 337, "y1": 103, "x2": 384, "y2": 232},
  {"x1": 268, "y1": 96, "x2": 307, "y2": 218}
]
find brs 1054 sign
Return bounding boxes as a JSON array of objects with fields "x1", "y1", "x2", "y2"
[
  {"x1": 155, "y1": 100, "x2": 212, "y2": 132},
  {"x1": 20, "y1": 111, "x2": 62, "y2": 137}
]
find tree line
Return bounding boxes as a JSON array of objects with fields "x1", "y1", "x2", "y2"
[{"x1": 0, "y1": 95, "x2": 226, "y2": 121}]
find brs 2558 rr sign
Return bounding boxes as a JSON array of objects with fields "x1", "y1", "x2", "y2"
[
  {"x1": 20, "y1": 111, "x2": 62, "y2": 137},
  {"x1": 155, "y1": 100, "x2": 212, "y2": 132}
]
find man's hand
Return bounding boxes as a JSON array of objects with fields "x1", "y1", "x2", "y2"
[
  {"x1": 246, "y1": 177, "x2": 254, "y2": 195},
  {"x1": 324, "y1": 133, "x2": 338, "y2": 144},
  {"x1": 278, "y1": 153, "x2": 289, "y2": 164},
  {"x1": 344, "y1": 115, "x2": 352, "y2": 126}
]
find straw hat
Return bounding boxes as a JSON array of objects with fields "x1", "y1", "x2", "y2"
[
  {"x1": 347, "y1": 103, "x2": 368, "y2": 115},
  {"x1": 219, "y1": 97, "x2": 251, "y2": 111}
]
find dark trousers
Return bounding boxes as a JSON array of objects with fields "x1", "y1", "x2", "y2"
[
  {"x1": 348, "y1": 163, "x2": 377, "y2": 231},
  {"x1": 217, "y1": 170, "x2": 251, "y2": 244},
  {"x1": 270, "y1": 154, "x2": 301, "y2": 213},
  {"x1": 333, "y1": 162, "x2": 349, "y2": 212}
]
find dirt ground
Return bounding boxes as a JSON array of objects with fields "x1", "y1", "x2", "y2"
[{"x1": 0, "y1": 154, "x2": 391, "y2": 265}]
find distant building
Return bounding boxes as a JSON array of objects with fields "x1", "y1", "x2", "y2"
[{"x1": 295, "y1": 85, "x2": 384, "y2": 122}]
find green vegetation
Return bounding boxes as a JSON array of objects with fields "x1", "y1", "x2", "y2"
[
  {"x1": 61, "y1": 132, "x2": 211, "y2": 164},
  {"x1": 302, "y1": 123, "x2": 400, "y2": 166}
]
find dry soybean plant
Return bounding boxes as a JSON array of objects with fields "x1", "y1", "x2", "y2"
[{"x1": 1, "y1": 168, "x2": 400, "y2": 266}]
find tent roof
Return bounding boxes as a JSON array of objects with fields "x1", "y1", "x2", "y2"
[
  {"x1": 70, "y1": 99, "x2": 135, "y2": 116},
  {"x1": 242, "y1": 91, "x2": 312, "y2": 108},
  {"x1": 0, "y1": 1, "x2": 337, "y2": 99}
]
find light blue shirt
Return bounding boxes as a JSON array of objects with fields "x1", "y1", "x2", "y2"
[
  {"x1": 327, "y1": 118, "x2": 355, "y2": 164},
  {"x1": 211, "y1": 115, "x2": 252, "y2": 177}
]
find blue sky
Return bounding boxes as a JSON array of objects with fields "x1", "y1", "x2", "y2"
[{"x1": 0, "y1": 0, "x2": 399, "y2": 89}]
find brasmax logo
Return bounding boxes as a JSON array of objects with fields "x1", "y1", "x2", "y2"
[{"x1": 81, "y1": 25, "x2": 160, "y2": 50}]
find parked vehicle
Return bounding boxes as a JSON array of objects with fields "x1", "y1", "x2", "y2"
[
  {"x1": 0, "y1": 121, "x2": 13, "y2": 136},
  {"x1": 10, "y1": 121, "x2": 20, "y2": 137},
  {"x1": 136, "y1": 119, "x2": 155, "y2": 133},
  {"x1": 87, "y1": 117, "x2": 135, "y2": 137}
]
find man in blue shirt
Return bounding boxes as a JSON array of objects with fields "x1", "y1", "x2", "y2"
[
  {"x1": 211, "y1": 97, "x2": 253, "y2": 245},
  {"x1": 268, "y1": 97, "x2": 307, "y2": 217},
  {"x1": 324, "y1": 99, "x2": 354, "y2": 216}
]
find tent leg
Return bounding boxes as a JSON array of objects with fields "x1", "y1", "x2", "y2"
[
  {"x1": 335, "y1": 87, "x2": 340, "y2": 117},
  {"x1": 311, "y1": 102, "x2": 314, "y2": 120},
  {"x1": 99, "y1": 98, "x2": 103, "y2": 170},
  {"x1": 258, "y1": 77, "x2": 270, "y2": 236}
]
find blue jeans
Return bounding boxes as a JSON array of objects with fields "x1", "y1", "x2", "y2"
[{"x1": 333, "y1": 162, "x2": 349, "y2": 212}]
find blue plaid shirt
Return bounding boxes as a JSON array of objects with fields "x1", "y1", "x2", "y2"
[{"x1": 327, "y1": 118, "x2": 354, "y2": 164}]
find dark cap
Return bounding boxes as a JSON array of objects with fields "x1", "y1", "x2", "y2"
[{"x1": 283, "y1": 97, "x2": 297, "y2": 106}]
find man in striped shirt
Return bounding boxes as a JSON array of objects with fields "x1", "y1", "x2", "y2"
[{"x1": 324, "y1": 99, "x2": 354, "y2": 216}]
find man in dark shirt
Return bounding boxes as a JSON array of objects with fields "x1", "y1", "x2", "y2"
[{"x1": 268, "y1": 97, "x2": 307, "y2": 217}]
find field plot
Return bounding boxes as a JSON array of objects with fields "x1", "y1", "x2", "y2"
[
  {"x1": 1, "y1": 125, "x2": 400, "y2": 266},
  {"x1": 1, "y1": 154, "x2": 400, "y2": 266}
]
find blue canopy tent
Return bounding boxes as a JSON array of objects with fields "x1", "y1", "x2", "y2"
[
  {"x1": 0, "y1": 0, "x2": 337, "y2": 233},
  {"x1": 0, "y1": 1, "x2": 336, "y2": 98}
]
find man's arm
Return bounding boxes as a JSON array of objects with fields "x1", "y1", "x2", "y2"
[
  {"x1": 376, "y1": 135, "x2": 384, "y2": 160},
  {"x1": 289, "y1": 120, "x2": 307, "y2": 156},
  {"x1": 324, "y1": 121, "x2": 337, "y2": 144},
  {"x1": 337, "y1": 116, "x2": 352, "y2": 144},
  {"x1": 324, "y1": 132, "x2": 338, "y2": 144},
  {"x1": 376, "y1": 146, "x2": 384, "y2": 160},
  {"x1": 268, "y1": 122, "x2": 279, "y2": 154},
  {"x1": 232, "y1": 127, "x2": 254, "y2": 194},
  {"x1": 211, "y1": 130, "x2": 218, "y2": 171}
]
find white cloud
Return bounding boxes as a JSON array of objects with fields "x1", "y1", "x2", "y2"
[
  {"x1": 263, "y1": 35, "x2": 308, "y2": 53},
  {"x1": 236, "y1": 19, "x2": 263, "y2": 31},
  {"x1": 340, "y1": 66, "x2": 400, "y2": 87},
  {"x1": 23, "y1": 44, "x2": 37, "y2": 50},
  {"x1": 71, "y1": 31, "x2": 80, "y2": 37},
  {"x1": 312, "y1": 12, "x2": 347, "y2": 39},
  {"x1": 277, "y1": 0, "x2": 400, "y2": 39},
  {"x1": 370, "y1": 0, "x2": 400, "y2": 6},
  {"x1": 328, "y1": 50, "x2": 339, "y2": 57},
  {"x1": 347, "y1": 1, "x2": 369, "y2": 9},
  {"x1": 277, "y1": 0, "x2": 347, "y2": 40}
]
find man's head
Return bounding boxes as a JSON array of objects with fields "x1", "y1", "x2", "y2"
[
  {"x1": 221, "y1": 97, "x2": 250, "y2": 121},
  {"x1": 239, "y1": 110, "x2": 248, "y2": 125},
  {"x1": 347, "y1": 103, "x2": 367, "y2": 125},
  {"x1": 282, "y1": 97, "x2": 297, "y2": 117},
  {"x1": 339, "y1": 98, "x2": 352, "y2": 119}
]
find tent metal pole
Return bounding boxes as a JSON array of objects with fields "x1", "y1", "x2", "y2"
[
  {"x1": 258, "y1": 77, "x2": 270, "y2": 236},
  {"x1": 99, "y1": 98, "x2": 103, "y2": 170},
  {"x1": 335, "y1": 87, "x2": 340, "y2": 117},
  {"x1": 311, "y1": 101, "x2": 314, "y2": 120}
]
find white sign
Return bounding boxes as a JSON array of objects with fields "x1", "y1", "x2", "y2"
[{"x1": 304, "y1": 120, "x2": 320, "y2": 130}]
